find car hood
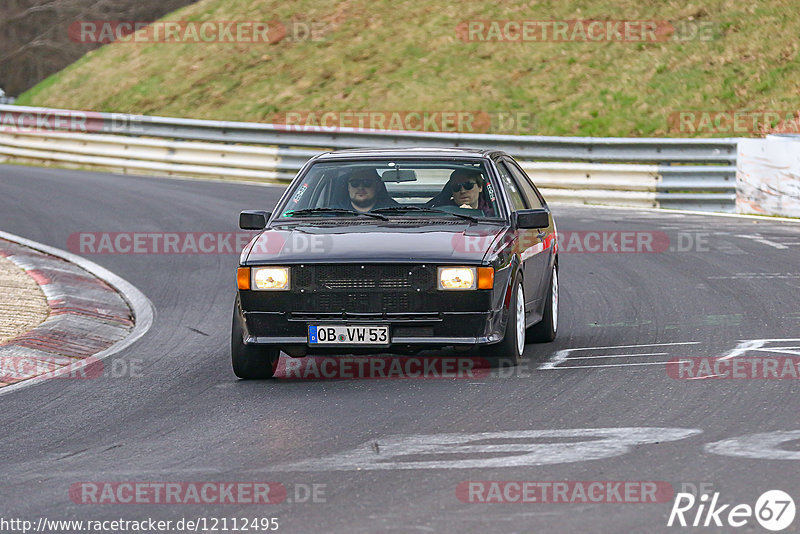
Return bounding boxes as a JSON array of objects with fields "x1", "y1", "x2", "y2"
[{"x1": 242, "y1": 222, "x2": 506, "y2": 264}]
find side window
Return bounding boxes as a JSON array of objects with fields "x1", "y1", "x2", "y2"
[
  {"x1": 496, "y1": 162, "x2": 527, "y2": 211},
  {"x1": 506, "y1": 159, "x2": 544, "y2": 209},
  {"x1": 506, "y1": 161, "x2": 544, "y2": 209}
]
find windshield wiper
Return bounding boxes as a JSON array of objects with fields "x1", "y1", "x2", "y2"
[
  {"x1": 372, "y1": 205, "x2": 479, "y2": 222},
  {"x1": 285, "y1": 208, "x2": 388, "y2": 221}
]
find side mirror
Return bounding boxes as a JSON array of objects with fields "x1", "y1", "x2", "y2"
[
  {"x1": 515, "y1": 209, "x2": 550, "y2": 229},
  {"x1": 239, "y1": 210, "x2": 271, "y2": 230}
]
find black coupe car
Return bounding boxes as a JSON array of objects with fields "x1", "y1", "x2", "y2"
[{"x1": 232, "y1": 148, "x2": 558, "y2": 378}]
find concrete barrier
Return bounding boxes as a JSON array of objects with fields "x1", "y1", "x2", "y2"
[{"x1": 736, "y1": 135, "x2": 800, "y2": 217}]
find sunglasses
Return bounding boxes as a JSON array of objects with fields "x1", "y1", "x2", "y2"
[
  {"x1": 450, "y1": 181, "x2": 478, "y2": 192},
  {"x1": 349, "y1": 179, "x2": 378, "y2": 188}
]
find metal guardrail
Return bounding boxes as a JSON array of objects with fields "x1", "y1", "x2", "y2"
[
  {"x1": 0, "y1": 131, "x2": 305, "y2": 182},
  {"x1": 0, "y1": 105, "x2": 740, "y2": 212}
]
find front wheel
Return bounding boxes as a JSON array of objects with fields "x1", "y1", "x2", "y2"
[
  {"x1": 527, "y1": 264, "x2": 558, "y2": 343},
  {"x1": 231, "y1": 299, "x2": 280, "y2": 379},
  {"x1": 482, "y1": 278, "x2": 525, "y2": 367}
]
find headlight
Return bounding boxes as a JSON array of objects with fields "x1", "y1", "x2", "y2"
[
  {"x1": 438, "y1": 267, "x2": 476, "y2": 290},
  {"x1": 252, "y1": 266, "x2": 290, "y2": 290}
]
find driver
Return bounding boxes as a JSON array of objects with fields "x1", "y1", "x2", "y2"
[{"x1": 338, "y1": 168, "x2": 398, "y2": 212}]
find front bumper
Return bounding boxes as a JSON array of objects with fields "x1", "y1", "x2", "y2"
[
  {"x1": 240, "y1": 309, "x2": 507, "y2": 354},
  {"x1": 237, "y1": 263, "x2": 514, "y2": 354}
]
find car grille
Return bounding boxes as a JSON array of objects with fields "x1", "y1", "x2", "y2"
[
  {"x1": 291, "y1": 264, "x2": 436, "y2": 314},
  {"x1": 294, "y1": 264, "x2": 434, "y2": 291}
]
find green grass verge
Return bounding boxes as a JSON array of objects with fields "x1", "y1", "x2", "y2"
[{"x1": 17, "y1": 0, "x2": 800, "y2": 137}]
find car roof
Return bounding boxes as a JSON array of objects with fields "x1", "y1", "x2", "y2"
[{"x1": 313, "y1": 147, "x2": 505, "y2": 160}]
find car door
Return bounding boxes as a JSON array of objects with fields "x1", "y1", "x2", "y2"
[
  {"x1": 504, "y1": 157, "x2": 555, "y2": 302},
  {"x1": 494, "y1": 159, "x2": 545, "y2": 312}
]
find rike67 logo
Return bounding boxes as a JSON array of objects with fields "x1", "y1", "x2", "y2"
[{"x1": 668, "y1": 490, "x2": 796, "y2": 531}]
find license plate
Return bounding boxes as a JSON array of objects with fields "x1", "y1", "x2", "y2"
[{"x1": 308, "y1": 325, "x2": 389, "y2": 345}]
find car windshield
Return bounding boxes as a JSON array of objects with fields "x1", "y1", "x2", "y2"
[{"x1": 278, "y1": 159, "x2": 502, "y2": 220}]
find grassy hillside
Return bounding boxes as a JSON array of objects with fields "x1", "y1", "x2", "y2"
[{"x1": 17, "y1": 0, "x2": 800, "y2": 137}]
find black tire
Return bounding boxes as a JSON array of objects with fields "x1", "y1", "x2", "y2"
[
  {"x1": 482, "y1": 277, "x2": 525, "y2": 367},
  {"x1": 527, "y1": 264, "x2": 558, "y2": 343},
  {"x1": 231, "y1": 299, "x2": 280, "y2": 379}
]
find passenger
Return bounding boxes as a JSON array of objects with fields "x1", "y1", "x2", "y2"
[
  {"x1": 336, "y1": 168, "x2": 398, "y2": 212},
  {"x1": 429, "y1": 169, "x2": 495, "y2": 216}
]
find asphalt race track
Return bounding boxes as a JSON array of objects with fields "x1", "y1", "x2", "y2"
[{"x1": 2, "y1": 164, "x2": 800, "y2": 533}]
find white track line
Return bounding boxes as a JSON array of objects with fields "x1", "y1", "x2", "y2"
[
  {"x1": 717, "y1": 339, "x2": 767, "y2": 361},
  {"x1": 736, "y1": 234, "x2": 789, "y2": 249},
  {"x1": 539, "y1": 342, "x2": 699, "y2": 370},
  {"x1": 543, "y1": 360, "x2": 690, "y2": 370},
  {"x1": 565, "y1": 342, "x2": 701, "y2": 351},
  {"x1": 566, "y1": 352, "x2": 669, "y2": 360}
]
